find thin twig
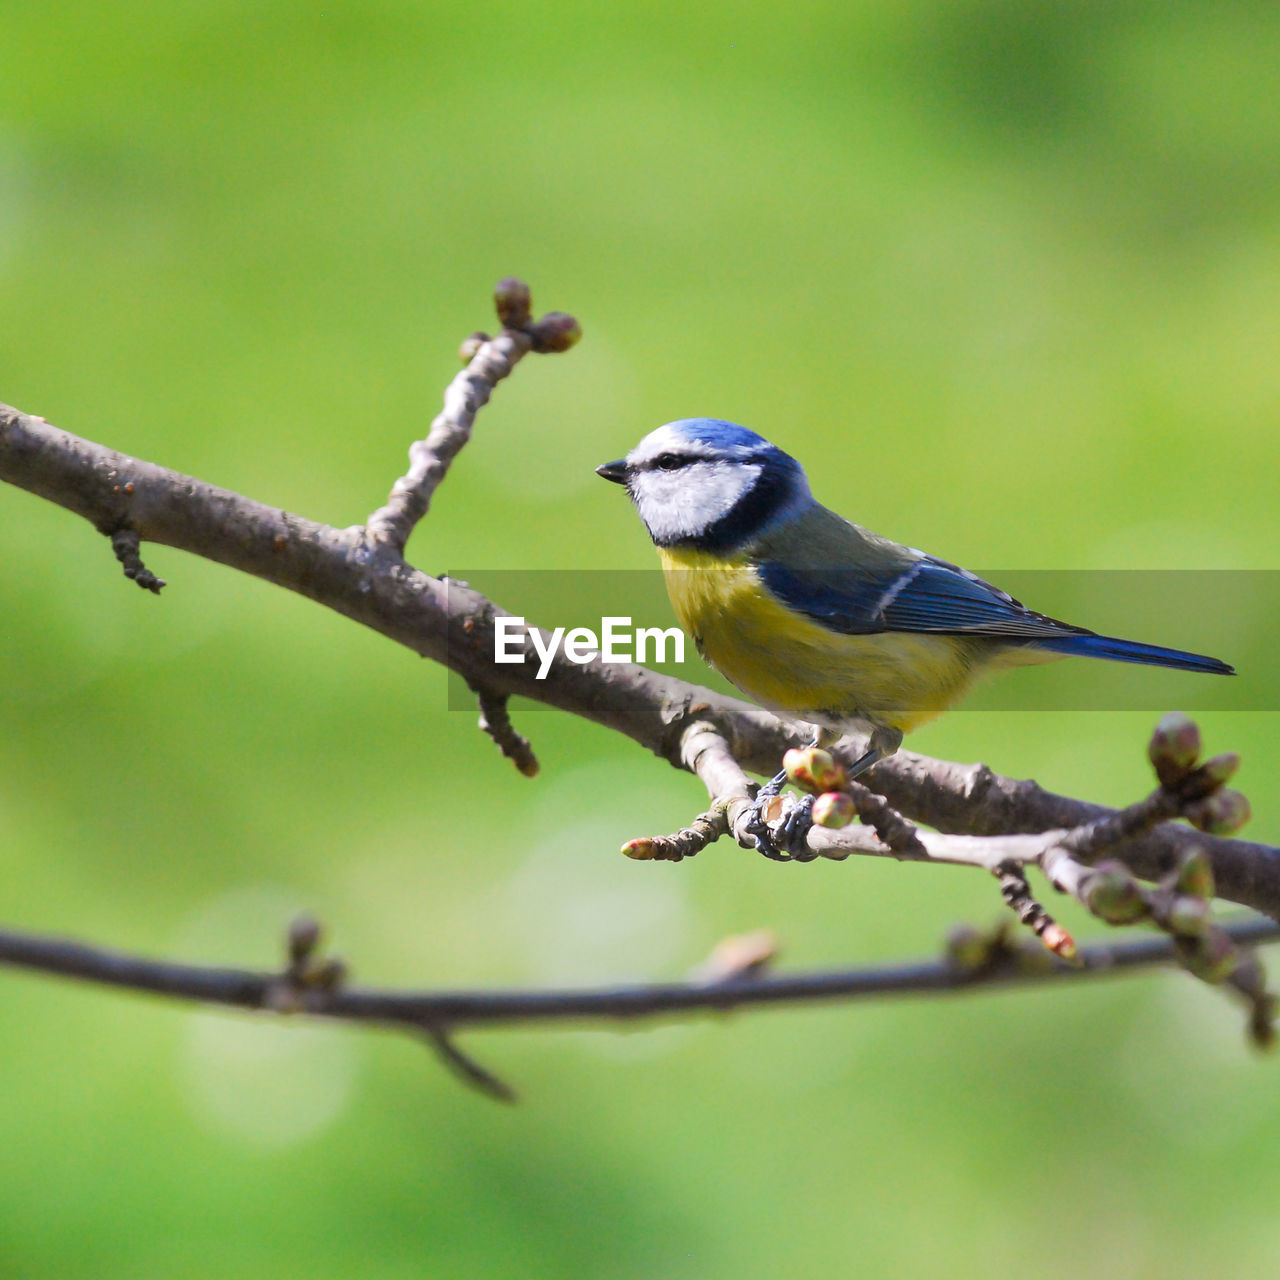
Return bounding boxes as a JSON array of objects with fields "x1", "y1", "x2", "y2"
[
  {"x1": 110, "y1": 527, "x2": 166, "y2": 593},
  {"x1": 621, "y1": 804, "x2": 729, "y2": 862},
  {"x1": 847, "y1": 782, "x2": 928, "y2": 857},
  {"x1": 365, "y1": 328, "x2": 535, "y2": 553},
  {"x1": 994, "y1": 862, "x2": 1075, "y2": 959},
  {"x1": 365, "y1": 278, "x2": 580, "y2": 553},
  {"x1": 476, "y1": 687, "x2": 540, "y2": 778},
  {"x1": 422, "y1": 1027, "x2": 517, "y2": 1103},
  {"x1": 861, "y1": 751, "x2": 1278, "y2": 906}
]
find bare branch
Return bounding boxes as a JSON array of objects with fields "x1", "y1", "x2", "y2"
[
  {"x1": 110, "y1": 527, "x2": 166, "y2": 593},
  {"x1": 3, "y1": 389, "x2": 1277, "y2": 931},
  {"x1": 847, "y1": 783, "x2": 928, "y2": 857},
  {"x1": 422, "y1": 1027, "x2": 518, "y2": 1104},
  {"x1": 2, "y1": 391, "x2": 1274, "y2": 909},
  {"x1": 365, "y1": 328, "x2": 533, "y2": 552},
  {"x1": 863, "y1": 750, "x2": 1279, "y2": 910},
  {"x1": 365, "y1": 279, "x2": 581, "y2": 553},
  {"x1": 475, "y1": 686, "x2": 540, "y2": 778},
  {"x1": 0, "y1": 914, "x2": 1273, "y2": 1034}
]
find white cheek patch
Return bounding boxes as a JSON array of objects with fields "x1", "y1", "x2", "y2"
[{"x1": 631, "y1": 461, "x2": 762, "y2": 544}]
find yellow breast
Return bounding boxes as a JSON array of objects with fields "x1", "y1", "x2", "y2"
[{"x1": 657, "y1": 546, "x2": 985, "y2": 733}]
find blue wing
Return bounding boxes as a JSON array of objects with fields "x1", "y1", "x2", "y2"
[
  {"x1": 757, "y1": 555, "x2": 1086, "y2": 640},
  {"x1": 757, "y1": 553, "x2": 1234, "y2": 673}
]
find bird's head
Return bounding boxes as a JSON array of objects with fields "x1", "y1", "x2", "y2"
[{"x1": 596, "y1": 418, "x2": 812, "y2": 553}]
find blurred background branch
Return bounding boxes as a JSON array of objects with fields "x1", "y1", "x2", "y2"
[{"x1": 0, "y1": 908, "x2": 1273, "y2": 1103}]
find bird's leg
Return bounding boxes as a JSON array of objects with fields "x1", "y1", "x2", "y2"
[
  {"x1": 845, "y1": 727, "x2": 903, "y2": 782},
  {"x1": 777, "y1": 794, "x2": 818, "y2": 860},
  {"x1": 744, "y1": 765, "x2": 795, "y2": 862}
]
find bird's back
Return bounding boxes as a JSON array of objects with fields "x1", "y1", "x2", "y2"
[{"x1": 658, "y1": 507, "x2": 995, "y2": 734}]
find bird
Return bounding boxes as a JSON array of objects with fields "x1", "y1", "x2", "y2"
[{"x1": 596, "y1": 417, "x2": 1234, "y2": 860}]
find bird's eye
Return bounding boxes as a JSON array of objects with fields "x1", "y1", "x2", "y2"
[{"x1": 654, "y1": 453, "x2": 683, "y2": 471}]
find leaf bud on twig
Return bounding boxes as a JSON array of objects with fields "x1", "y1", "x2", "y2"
[
  {"x1": 811, "y1": 791, "x2": 856, "y2": 829},
  {"x1": 493, "y1": 277, "x2": 533, "y2": 330},
  {"x1": 1185, "y1": 790, "x2": 1251, "y2": 836},
  {"x1": 1084, "y1": 861, "x2": 1150, "y2": 924},
  {"x1": 1148, "y1": 712, "x2": 1201, "y2": 786},
  {"x1": 783, "y1": 746, "x2": 847, "y2": 794}
]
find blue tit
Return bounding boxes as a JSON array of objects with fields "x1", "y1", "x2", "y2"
[{"x1": 596, "y1": 418, "x2": 1233, "y2": 859}]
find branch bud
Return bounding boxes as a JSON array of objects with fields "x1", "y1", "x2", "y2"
[
  {"x1": 621, "y1": 837, "x2": 658, "y2": 860},
  {"x1": 1174, "y1": 847, "x2": 1215, "y2": 901},
  {"x1": 1039, "y1": 922, "x2": 1078, "y2": 962},
  {"x1": 493, "y1": 277, "x2": 533, "y2": 330},
  {"x1": 695, "y1": 930, "x2": 780, "y2": 983},
  {"x1": 287, "y1": 915, "x2": 322, "y2": 966},
  {"x1": 1198, "y1": 752, "x2": 1241, "y2": 789},
  {"x1": 1165, "y1": 895, "x2": 1212, "y2": 937},
  {"x1": 811, "y1": 791, "x2": 856, "y2": 829},
  {"x1": 530, "y1": 312, "x2": 583, "y2": 353},
  {"x1": 1178, "y1": 752, "x2": 1243, "y2": 802},
  {"x1": 1083, "y1": 861, "x2": 1149, "y2": 924},
  {"x1": 1176, "y1": 929, "x2": 1239, "y2": 984},
  {"x1": 1185, "y1": 789, "x2": 1251, "y2": 836},
  {"x1": 783, "y1": 746, "x2": 847, "y2": 794},
  {"x1": 1148, "y1": 712, "x2": 1201, "y2": 786}
]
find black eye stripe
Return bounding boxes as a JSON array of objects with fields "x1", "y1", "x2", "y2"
[
  {"x1": 648, "y1": 452, "x2": 692, "y2": 471},
  {"x1": 642, "y1": 449, "x2": 770, "y2": 472}
]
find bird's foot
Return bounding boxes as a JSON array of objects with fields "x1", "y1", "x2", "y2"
[
  {"x1": 744, "y1": 782, "x2": 818, "y2": 863},
  {"x1": 778, "y1": 794, "x2": 818, "y2": 861},
  {"x1": 747, "y1": 793, "x2": 783, "y2": 865},
  {"x1": 744, "y1": 767, "x2": 791, "y2": 861}
]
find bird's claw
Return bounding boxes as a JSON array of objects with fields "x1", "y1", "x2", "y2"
[
  {"x1": 779, "y1": 794, "x2": 817, "y2": 860},
  {"x1": 745, "y1": 792, "x2": 817, "y2": 863},
  {"x1": 744, "y1": 767, "x2": 789, "y2": 861},
  {"x1": 744, "y1": 803, "x2": 790, "y2": 861}
]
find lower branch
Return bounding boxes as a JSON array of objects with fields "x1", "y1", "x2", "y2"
[{"x1": 0, "y1": 913, "x2": 1273, "y2": 1031}]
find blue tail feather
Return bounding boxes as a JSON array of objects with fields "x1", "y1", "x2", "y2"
[{"x1": 1039, "y1": 633, "x2": 1235, "y2": 675}]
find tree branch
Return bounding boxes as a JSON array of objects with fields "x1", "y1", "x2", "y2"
[
  {"x1": 2, "y1": 394, "x2": 1272, "y2": 911},
  {"x1": 866, "y1": 750, "x2": 1280, "y2": 913},
  {"x1": 0, "y1": 913, "x2": 1272, "y2": 1030},
  {"x1": 365, "y1": 280, "x2": 583, "y2": 553},
  {"x1": 2, "y1": 277, "x2": 1278, "y2": 1097}
]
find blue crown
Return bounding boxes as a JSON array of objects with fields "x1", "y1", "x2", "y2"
[{"x1": 664, "y1": 418, "x2": 775, "y2": 455}]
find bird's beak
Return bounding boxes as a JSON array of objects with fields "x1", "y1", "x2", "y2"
[{"x1": 595, "y1": 459, "x2": 628, "y2": 485}]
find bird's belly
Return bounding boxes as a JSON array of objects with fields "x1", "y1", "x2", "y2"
[{"x1": 659, "y1": 549, "x2": 983, "y2": 734}]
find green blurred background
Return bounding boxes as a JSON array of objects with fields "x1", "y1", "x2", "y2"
[{"x1": 2, "y1": 2, "x2": 1279, "y2": 1276}]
